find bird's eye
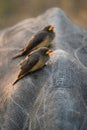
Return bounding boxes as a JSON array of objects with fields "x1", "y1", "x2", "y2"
[
  {"x1": 45, "y1": 50, "x2": 49, "y2": 55},
  {"x1": 48, "y1": 26, "x2": 54, "y2": 31},
  {"x1": 45, "y1": 50, "x2": 53, "y2": 55}
]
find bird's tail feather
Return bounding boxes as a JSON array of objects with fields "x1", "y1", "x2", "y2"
[
  {"x1": 12, "y1": 71, "x2": 24, "y2": 85},
  {"x1": 12, "y1": 50, "x2": 25, "y2": 59},
  {"x1": 12, "y1": 70, "x2": 29, "y2": 85},
  {"x1": 12, "y1": 78, "x2": 21, "y2": 85}
]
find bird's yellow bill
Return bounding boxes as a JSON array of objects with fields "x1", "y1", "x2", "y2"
[
  {"x1": 49, "y1": 26, "x2": 54, "y2": 31},
  {"x1": 46, "y1": 50, "x2": 53, "y2": 54}
]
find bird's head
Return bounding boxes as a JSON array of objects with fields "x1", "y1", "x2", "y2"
[{"x1": 43, "y1": 25, "x2": 54, "y2": 32}]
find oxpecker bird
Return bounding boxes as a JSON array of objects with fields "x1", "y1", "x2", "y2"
[
  {"x1": 13, "y1": 47, "x2": 53, "y2": 85},
  {"x1": 12, "y1": 25, "x2": 55, "y2": 59}
]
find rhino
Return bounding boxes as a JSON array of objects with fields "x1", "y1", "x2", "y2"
[{"x1": 0, "y1": 8, "x2": 87, "y2": 130}]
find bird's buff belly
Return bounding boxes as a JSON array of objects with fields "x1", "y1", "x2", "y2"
[
  {"x1": 32, "y1": 38, "x2": 52, "y2": 51},
  {"x1": 29, "y1": 59, "x2": 46, "y2": 72}
]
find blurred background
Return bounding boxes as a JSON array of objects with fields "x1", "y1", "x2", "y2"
[{"x1": 0, "y1": 0, "x2": 87, "y2": 30}]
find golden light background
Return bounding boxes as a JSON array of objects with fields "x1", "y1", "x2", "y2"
[{"x1": 0, "y1": 0, "x2": 87, "y2": 29}]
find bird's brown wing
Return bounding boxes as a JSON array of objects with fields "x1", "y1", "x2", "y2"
[
  {"x1": 20, "y1": 54, "x2": 39, "y2": 72},
  {"x1": 19, "y1": 56, "x2": 29, "y2": 66},
  {"x1": 24, "y1": 31, "x2": 48, "y2": 51}
]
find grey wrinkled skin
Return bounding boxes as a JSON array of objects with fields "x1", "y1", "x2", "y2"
[{"x1": 0, "y1": 8, "x2": 87, "y2": 130}]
